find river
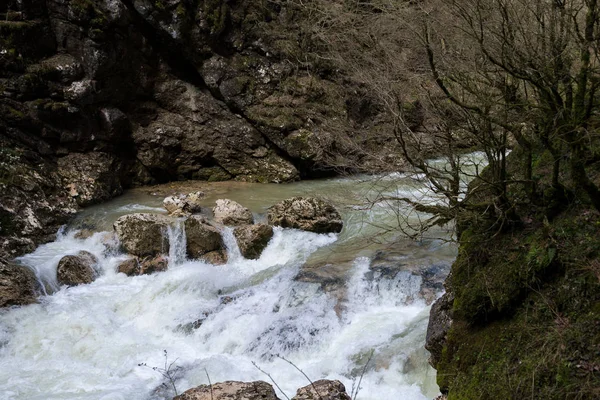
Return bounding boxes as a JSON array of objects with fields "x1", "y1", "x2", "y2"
[{"x1": 0, "y1": 172, "x2": 460, "y2": 400}]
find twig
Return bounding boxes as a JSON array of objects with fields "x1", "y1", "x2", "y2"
[
  {"x1": 276, "y1": 355, "x2": 323, "y2": 400},
  {"x1": 251, "y1": 361, "x2": 291, "y2": 400},
  {"x1": 353, "y1": 349, "x2": 375, "y2": 400},
  {"x1": 204, "y1": 368, "x2": 213, "y2": 400}
]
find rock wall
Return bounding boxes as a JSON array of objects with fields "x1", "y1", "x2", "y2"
[{"x1": 0, "y1": 0, "x2": 396, "y2": 258}]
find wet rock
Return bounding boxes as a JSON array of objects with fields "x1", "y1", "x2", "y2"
[
  {"x1": 185, "y1": 216, "x2": 226, "y2": 260},
  {"x1": 174, "y1": 381, "x2": 278, "y2": 400},
  {"x1": 117, "y1": 255, "x2": 168, "y2": 275},
  {"x1": 0, "y1": 259, "x2": 39, "y2": 307},
  {"x1": 56, "y1": 250, "x2": 97, "y2": 286},
  {"x1": 425, "y1": 291, "x2": 454, "y2": 368},
  {"x1": 117, "y1": 257, "x2": 139, "y2": 276},
  {"x1": 163, "y1": 191, "x2": 204, "y2": 216},
  {"x1": 113, "y1": 213, "x2": 171, "y2": 257},
  {"x1": 74, "y1": 229, "x2": 94, "y2": 240},
  {"x1": 292, "y1": 380, "x2": 351, "y2": 400},
  {"x1": 213, "y1": 199, "x2": 254, "y2": 226},
  {"x1": 233, "y1": 224, "x2": 273, "y2": 259},
  {"x1": 267, "y1": 197, "x2": 343, "y2": 233},
  {"x1": 139, "y1": 255, "x2": 168, "y2": 275},
  {"x1": 201, "y1": 250, "x2": 228, "y2": 265}
]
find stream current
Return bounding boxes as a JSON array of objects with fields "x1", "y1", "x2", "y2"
[{"x1": 0, "y1": 173, "x2": 461, "y2": 400}]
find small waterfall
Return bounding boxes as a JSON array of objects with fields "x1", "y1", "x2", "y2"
[
  {"x1": 221, "y1": 227, "x2": 242, "y2": 263},
  {"x1": 167, "y1": 219, "x2": 187, "y2": 266}
]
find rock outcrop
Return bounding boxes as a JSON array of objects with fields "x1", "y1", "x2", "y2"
[
  {"x1": 233, "y1": 224, "x2": 273, "y2": 259},
  {"x1": 213, "y1": 199, "x2": 254, "y2": 226},
  {"x1": 425, "y1": 292, "x2": 454, "y2": 367},
  {"x1": 0, "y1": 0, "x2": 402, "y2": 259},
  {"x1": 184, "y1": 216, "x2": 226, "y2": 264},
  {"x1": 267, "y1": 197, "x2": 343, "y2": 233},
  {"x1": 56, "y1": 250, "x2": 98, "y2": 286},
  {"x1": 292, "y1": 380, "x2": 351, "y2": 400},
  {"x1": 163, "y1": 191, "x2": 204, "y2": 216},
  {"x1": 174, "y1": 381, "x2": 278, "y2": 400},
  {"x1": 113, "y1": 213, "x2": 171, "y2": 257},
  {"x1": 0, "y1": 259, "x2": 39, "y2": 307}
]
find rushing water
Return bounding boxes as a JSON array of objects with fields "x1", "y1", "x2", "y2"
[{"x1": 0, "y1": 171, "x2": 464, "y2": 400}]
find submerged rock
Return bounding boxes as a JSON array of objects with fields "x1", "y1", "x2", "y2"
[
  {"x1": 267, "y1": 197, "x2": 343, "y2": 233},
  {"x1": 113, "y1": 213, "x2": 171, "y2": 257},
  {"x1": 425, "y1": 291, "x2": 454, "y2": 367},
  {"x1": 174, "y1": 381, "x2": 278, "y2": 400},
  {"x1": 185, "y1": 216, "x2": 226, "y2": 262},
  {"x1": 0, "y1": 259, "x2": 39, "y2": 307},
  {"x1": 213, "y1": 199, "x2": 254, "y2": 226},
  {"x1": 233, "y1": 224, "x2": 273, "y2": 259},
  {"x1": 292, "y1": 380, "x2": 351, "y2": 400},
  {"x1": 163, "y1": 191, "x2": 204, "y2": 216},
  {"x1": 56, "y1": 250, "x2": 98, "y2": 286}
]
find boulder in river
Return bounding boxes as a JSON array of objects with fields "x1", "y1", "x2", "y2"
[
  {"x1": 139, "y1": 255, "x2": 168, "y2": 275},
  {"x1": 292, "y1": 380, "x2": 352, "y2": 400},
  {"x1": 0, "y1": 259, "x2": 39, "y2": 308},
  {"x1": 174, "y1": 381, "x2": 278, "y2": 400},
  {"x1": 163, "y1": 191, "x2": 204, "y2": 216},
  {"x1": 267, "y1": 197, "x2": 343, "y2": 233},
  {"x1": 185, "y1": 216, "x2": 226, "y2": 262},
  {"x1": 233, "y1": 223, "x2": 273, "y2": 259},
  {"x1": 113, "y1": 213, "x2": 171, "y2": 256},
  {"x1": 56, "y1": 250, "x2": 98, "y2": 286},
  {"x1": 117, "y1": 257, "x2": 139, "y2": 276},
  {"x1": 213, "y1": 199, "x2": 254, "y2": 226}
]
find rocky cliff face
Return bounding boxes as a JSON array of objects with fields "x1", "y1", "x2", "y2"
[{"x1": 0, "y1": 0, "x2": 396, "y2": 259}]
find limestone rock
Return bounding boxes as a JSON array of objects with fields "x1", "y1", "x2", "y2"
[
  {"x1": 113, "y1": 213, "x2": 171, "y2": 257},
  {"x1": 117, "y1": 255, "x2": 168, "y2": 275},
  {"x1": 267, "y1": 197, "x2": 343, "y2": 233},
  {"x1": 233, "y1": 224, "x2": 273, "y2": 259},
  {"x1": 0, "y1": 259, "x2": 39, "y2": 308},
  {"x1": 292, "y1": 380, "x2": 351, "y2": 400},
  {"x1": 213, "y1": 199, "x2": 254, "y2": 226},
  {"x1": 139, "y1": 255, "x2": 168, "y2": 275},
  {"x1": 185, "y1": 216, "x2": 225, "y2": 259},
  {"x1": 201, "y1": 250, "x2": 228, "y2": 265},
  {"x1": 163, "y1": 191, "x2": 204, "y2": 216},
  {"x1": 174, "y1": 381, "x2": 278, "y2": 400},
  {"x1": 425, "y1": 291, "x2": 454, "y2": 368},
  {"x1": 117, "y1": 258, "x2": 139, "y2": 276},
  {"x1": 56, "y1": 250, "x2": 97, "y2": 286}
]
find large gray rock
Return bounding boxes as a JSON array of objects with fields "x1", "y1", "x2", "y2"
[
  {"x1": 0, "y1": 259, "x2": 39, "y2": 308},
  {"x1": 425, "y1": 291, "x2": 454, "y2": 368},
  {"x1": 113, "y1": 213, "x2": 172, "y2": 257},
  {"x1": 292, "y1": 380, "x2": 351, "y2": 400},
  {"x1": 184, "y1": 216, "x2": 226, "y2": 263},
  {"x1": 213, "y1": 199, "x2": 254, "y2": 226},
  {"x1": 174, "y1": 381, "x2": 278, "y2": 400},
  {"x1": 163, "y1": 191, "x2": 204, "y2": 216},
  {"x1": 233, "y1": 224, "x2": 273, "y2": 259},
  {"x1": 56, "y1": 250, "x2": 98, "y2": 286},
  {"x1": 267, "y1": 197, "x2": 343, "y2": 233}
]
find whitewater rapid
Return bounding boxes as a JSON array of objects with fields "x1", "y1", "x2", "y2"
[{"x1": 0, "y1": 175, "x2": 456, "y2": 400}]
